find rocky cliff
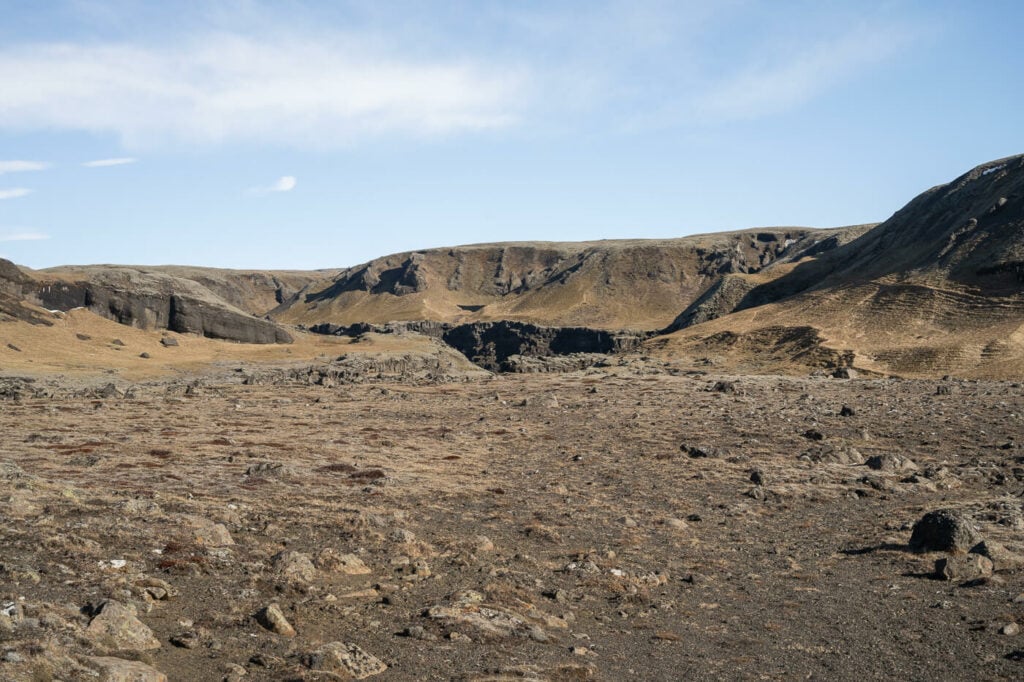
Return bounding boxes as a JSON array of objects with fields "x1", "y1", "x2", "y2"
[{"x1": 28, "y1": 267, "x2": 293, "y2": 344}]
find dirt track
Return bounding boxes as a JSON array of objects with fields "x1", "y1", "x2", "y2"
[{"x1": 2, "y1": 369, "x2": 1023, "y2": 680}]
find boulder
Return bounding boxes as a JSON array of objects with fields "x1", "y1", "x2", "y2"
[{"x1": 909, "y1": 509, "x2": 981, "y2": 554}]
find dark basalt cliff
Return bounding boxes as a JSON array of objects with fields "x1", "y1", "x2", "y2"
[{"x1": 30, "y1": 268, "x2": 293, "y2": 344}]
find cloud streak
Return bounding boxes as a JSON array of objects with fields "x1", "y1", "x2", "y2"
[
  {"x1": 0, "y1": 188, "x2": 32, "y2": 200},
  {"x1": 83, "y1": 157, "x2": 137, "y2": 167},
  {"x1": 0, "y1": 160, "x2": 49, "y2": 174},
  {"x1": 0, "y1": 34, "x2": 526, "y2": 149},
  {"x1": 0, "y1": 230, "x2": 49, "y2": 242}
]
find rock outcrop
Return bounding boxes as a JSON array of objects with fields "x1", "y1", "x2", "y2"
[{"x1": 28, "y1": 267, "x2": 293, "y2": 344}]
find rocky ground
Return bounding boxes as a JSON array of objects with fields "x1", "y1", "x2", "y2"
[{"x1": 2, "y1": 367, "x2": 1024, "y2": 681}]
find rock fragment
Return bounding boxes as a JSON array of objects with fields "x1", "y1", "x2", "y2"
[
  {"x1": 303, "y1": 642, "x2": 387, "y2": 679},
  {"x1": 935, "y1": 554, "x2": 993, "y2": 581},
  {"x1": 257, "y1": 604, "x2": 296, "y2": 637},
  {"x1": 84, "y1": 600, "x2": 162, "y2": 651},
  {"x1": 271, "y1": 550, "x2": 317, "y2": 583}
]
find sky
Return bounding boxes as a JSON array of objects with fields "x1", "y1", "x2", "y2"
[{"x1": 0, "y1": 0, "x2": 1022, "y2": 270}]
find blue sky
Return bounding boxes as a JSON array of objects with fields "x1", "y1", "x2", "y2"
[{"x1": 0, "y1": 0, "x2": 1021, "y2": 269}]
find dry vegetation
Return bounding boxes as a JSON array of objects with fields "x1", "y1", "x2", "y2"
[{"x1": 2, "y1": 315, "x2": 1024, "y2": 681}]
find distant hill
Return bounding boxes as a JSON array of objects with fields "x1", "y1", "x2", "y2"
[
  {"x1": 653, "y1": 154, "x2": 1024, "y2": 377},
  {"x1": 269, "y1": 228, "x2": 867, "y2": 330},
  {"x1": 3, "y1": 153, "x2": 1022, "y2": 377}
]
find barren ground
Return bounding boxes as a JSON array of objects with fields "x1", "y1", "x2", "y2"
[{"x1": 2, "y1": 363, "x2": 1024, "y2": 681}]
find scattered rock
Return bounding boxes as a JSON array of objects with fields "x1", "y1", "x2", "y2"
[
  {"x1": 189, "y1": 518, "x2": 235, "y2": 547},
  {"x1": 160, "y1": 337, "x2": 178, "y2": 347},
  {"x1": 303, "y1": 642, "x2": 388, "y2": 679},
  {"x1": 839, "y1": 405, "x2": 856, "y2": 417},
  {"x1": 710, "y1": 381, "x2": 735, "y2": 393},
  {"x1": 865, "y1": 454, "x2": 917, "y2": 472},
  {"x1": 935, "y1": 554, "x2": 993, "y2": 581},
  {"x1": 316, "y1": 549, "x2": 372, "y2": 575},
  {"x1": 271, "y1": 550, "x2": 317, "y2": 583},
  {"x1": 970, "y1": 540, "x2": 1024, "y2": 570},
  {"x1": 1002, "y1": 622, "x2": 1020, "y2": 636},
  {"x1": 84, "y1": 599, "x2": 162, "y2": 651},
  {"x1": 681, "y1": 444, "x2": 723, "y2": 459},
  {"x1": 140, "y1": 352, "x2": 151, "y2": 359},
  {"x1": 257, "y1": 604, "x2": 296, "y2": 637},
  {"x1": 909, "y1": 509, "x2": 981, "y2": 554}
]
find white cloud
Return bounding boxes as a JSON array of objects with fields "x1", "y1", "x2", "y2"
[
  {"x1": 271, "y1": 176, "x2": 296, "y2": 192},
  {"x1": 0, "y1": 34, "x2": 526, "y2": 149},
  {"x1": 83, "y1": 157, "x2": 137, "y2": 167},
  {"x1": 251, "y1": 176, "x2": 297, "y2": 194},
  {"x1": 0, "y1": 230, "x2": 49, "y2": 242},
  {"x1": 0, "y1": 160, "x2": 50, "y2": 174},
  {"x1": 0, "y1": 188, "x2": 32, "y2": 200}
]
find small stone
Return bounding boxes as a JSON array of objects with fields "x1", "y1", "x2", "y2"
[
  {"x1": 390, "y1": 528, "x2": 416, "y2": 543},
  {"x1": 749, "y1": 469, "x2": 766, "y2": 486},
  {"x1": 257, "y1": 604, "x2": 296, "y2": 637},
  {"x1": 909, "y1": 509, "x2": 981, "y2": 554},
  {"x1": 865, "y1": 454, "x2": 917, "y2": 471},
  {"x1": 224, "y1": 663, "x2": 247, "y2": 681},
  {"x1": 3, "y1": 651, "x2": 24, "y2": 663},
  {"x1": 839, "y1": 405, "x2": 856, "y2": 417},
  {"x1": 1002, "y1": 622, "x2": 1020, "y2": 636},
  {"x1": 304, "y1": 642, "x2": 388, "y2": 679},
  {"x1": 935, "y1": 554, "x2": 994, "y2": 581},
  {"x1": 317, "y1": 549, "x2": 371, "y2": 575},
  {"x1": 140, "y1": 352, "x2": 151, "y2": 359},
  {"x1": 83, "y1": 656, "x2": 168, "y2": 682},
  {"x1": 160, "y1": 337, "x2": 178, "y2": 347},
  {"x1": 189, "y1": 518, "x2": 234, "y2": 547},
  {"x1": 271, "y1": 550, "x2": 317, "y2": 583},
  {"x1": 170, "y1": 631, "x2": 200, "y2": 649}
]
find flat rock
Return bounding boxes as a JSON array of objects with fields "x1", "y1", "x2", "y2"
[
  {"x1": 304, "y1": 642, "x2": 388, "y2": 679},
  {"x1": 83, "y1": 656, "x2": 168, "y2": 682}
]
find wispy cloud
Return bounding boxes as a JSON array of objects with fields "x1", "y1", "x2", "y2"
[
  {"x1": 251, "y1": 176, "x2": 297, "y2": 194},
  {"x1": 83, "y1": 157, "x2": 137, "y2": 167},
  {"x1": 0, "y1": 188, "x2": 32, "y2": 200},
  {"x1": 0, "y1": 230, "x2": 49, "y2": 242},
  {"x1": 0, "y1": 34, "x2": 526, "y2": 149},
  {"x1": 691, "y1": 25, "x2": 916, "y2": 123},
  {"x1": 0, "y1": 160, "x2": 50, "y2": 174}
]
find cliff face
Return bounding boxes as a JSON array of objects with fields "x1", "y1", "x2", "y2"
[
  {"x1": 0, "y1": 258, "x2": 52, "y2": 325},
  {"x1": 273, "y1": 227, "x2": 865, "y2": 330},
  {"x1": 29, "y1": 267, "x2": 294, "y2": 344}
]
